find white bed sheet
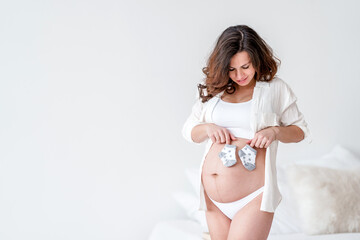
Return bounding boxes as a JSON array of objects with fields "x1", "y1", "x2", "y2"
[
  {"x1": 149, "y1": 220, "x2": 360, "y2": 240},
  {"x1": 268, "y1": 232, "x2": 360, "y2": 240},
  {"x1": 149, "y1": 219, "x2": 202, "y2": 240}
]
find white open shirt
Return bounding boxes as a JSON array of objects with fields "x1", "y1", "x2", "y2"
[{"x1": 182, "y1": 76, "x2": 312, "y2": 213}]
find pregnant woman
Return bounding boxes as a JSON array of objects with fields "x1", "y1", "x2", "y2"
[{"x1": 182, "y1": 25, "x2": 312, "y2": 240}]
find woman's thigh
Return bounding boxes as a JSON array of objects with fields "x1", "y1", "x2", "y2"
[
  {"x1": 204, "y1": 187, "x2": 231, "y2": 240},
  {"x1": 227, "y1": 192, "x2": 274, "y2": 240}
]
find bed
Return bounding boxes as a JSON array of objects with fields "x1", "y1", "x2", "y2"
[
  {"x1": 149, "y1": 219, "x2": 360, "y2": 240},
  {"x1": 149, "y1": 145, "x2": 360, "y2": 240}
]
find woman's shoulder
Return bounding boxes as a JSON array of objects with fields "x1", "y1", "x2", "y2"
[
  {"x1": 269, "y1": 76, "x2": 286, "y2": 86},
  {"x1": 269, "y1": 76, "x2": 298, "y2": 103},
  {"x1": 268, "y1": 76, "x2": 293, "y2": 93},
  {"x1": 191, "y1": 92, "x2": 219, "y2": 109}
]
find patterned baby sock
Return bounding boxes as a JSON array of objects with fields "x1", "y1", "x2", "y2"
[
  {"x1": 218, "y1": 144, "x2": 237, "y2": 167},
  {"x1": 238, "y1": 144, "x2": 257, "y2": 171}
]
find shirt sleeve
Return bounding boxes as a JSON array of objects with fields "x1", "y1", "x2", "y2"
[
  {"x1": 181, "y1": 98, "x2": 207, "y2": 145},
  {"x1": 279, "y1": 81, "x2": 313, "y2": 144}
]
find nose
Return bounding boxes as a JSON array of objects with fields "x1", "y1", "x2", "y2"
[{"x1": 235, "y1": 70, "x2": 245, "y2": 79}]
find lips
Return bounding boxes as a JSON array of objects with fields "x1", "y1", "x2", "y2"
[{"x1": 237, "y1": 77, "x2": 247, "y2": 82}]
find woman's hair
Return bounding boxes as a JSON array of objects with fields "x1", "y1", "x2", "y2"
[{"x1": 198, "y1": 25, "x2": 281, "y2": 103}]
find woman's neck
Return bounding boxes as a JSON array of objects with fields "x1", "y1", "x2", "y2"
[
  {"x1": 234, "y1": 79, "x2": 256, "y2": 92},
  {"x1": 222, "y1": 80, "x2": 256, "y2": 102}
]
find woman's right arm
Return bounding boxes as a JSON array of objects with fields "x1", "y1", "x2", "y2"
[
  {"x1": 190, "y1": 123, "x2": 210, "y2": 143},
  {"x1": 182, "y1": 99, "x2": 206, "y2": 145}
]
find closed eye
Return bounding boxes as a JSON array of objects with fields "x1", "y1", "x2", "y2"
[{"x1": 229, "y1": 66, "x2": 249, "y2": 71}]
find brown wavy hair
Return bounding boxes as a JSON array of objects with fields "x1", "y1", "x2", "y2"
[{"x1": 198, "y1": 25, "x2": 281, "y2": 103}]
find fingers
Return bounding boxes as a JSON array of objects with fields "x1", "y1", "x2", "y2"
[
  {"x1": 260, "y1": 138, "x2": 268, "y2": 148},
  {"x1": 219, "y1": 130, "x2": 226, "y2": 143},
  {"x1": 214, "y1": 132, "x2": 220, "y2": 143},
  {"x1": 253, "y1": 137, "x2": 262, "y2": 148},
  {"x1": 250, "y1": 136, "x2": 271, "y2": 148},
  {"x1": 208, "y1": 125, "x2": 275, "y2": 147},
  {"x1": 211, "y1": 131, "x2": 222, "y2": 144},
  {"x1": 224, "y1": 130, "x2": 238, "y2": 144},
  {"x1": 248, "y1": 137, "x2": 255, "y2": 148},
  {"x1": 223, "y1": 129, "x2": 231, "y2": 145},
  {"x1": 208, "y1": 125, "x2": 237, "y2": 144},
  {"x1": 264, "y1": 139, "x2": 271, "y2": 148},
  {"x1": 209, "y1": 130, "x2": 219, "y2": 143},
  {"x1": 230, "y1": 133, "x2": 237, "y2": 141},
  {"x1": 214, "y1": 130, "x2": 232, "y2": 144}
]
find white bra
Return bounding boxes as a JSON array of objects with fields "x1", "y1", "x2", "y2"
[{"x1": 212, "y1": 98, "x2": 254, "y2": 139}]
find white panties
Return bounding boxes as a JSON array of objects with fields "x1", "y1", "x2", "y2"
[{"x1": 208, "y1": 185, "x2": 264, "y2": 220}]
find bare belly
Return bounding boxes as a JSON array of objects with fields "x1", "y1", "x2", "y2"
[{"x1": 201, "y1": 137, "x2": 266, "y2": 203}]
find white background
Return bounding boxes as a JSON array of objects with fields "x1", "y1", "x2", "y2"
[{"x1": 1, "y1": 0, "x2": 359, "y2": 239}]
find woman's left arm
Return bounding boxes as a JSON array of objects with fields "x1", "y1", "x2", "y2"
[
  {"x1": 248, "y1": 79, "x2": 312, "y2": 148},
  {"x1": 271, "y1": 125, "x2": 304, "y2": 143},
  {"x1": 247, "y1": 124, "x2": 304, "y2": 148}
]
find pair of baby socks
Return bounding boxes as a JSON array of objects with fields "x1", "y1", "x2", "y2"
[{"x1": 218, "y1": 144, "x2": 257, "y2": 170}]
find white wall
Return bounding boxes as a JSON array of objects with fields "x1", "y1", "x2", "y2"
[{"x1": 0, "y1": 0, "x2": 359, "y2": 239}]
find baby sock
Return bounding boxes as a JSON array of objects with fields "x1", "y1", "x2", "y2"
[
  {"x1": 218, "y1": 144, "x2": 237, "y2": 167},
  {"x1": 238, "y1": 144, "x2": 257, "y2": 171}
]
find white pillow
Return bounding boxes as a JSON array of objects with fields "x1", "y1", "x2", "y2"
[
  {"x1": 286, "y1": 164, "x2": 360, "y2": 235},
  {"x1": 278, "y1": 144, "x2": 360, "y2": 234},
  {"x1": 291, "y1": 144, "x2": 360, "y2": 169},
  {"x1": 273, "y1": 166, "x2": 303, "y2": 234}
]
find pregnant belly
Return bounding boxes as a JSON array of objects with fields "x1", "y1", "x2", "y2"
[{"x1": 201, "y1": 137, "x2": 266, "y2": 203}]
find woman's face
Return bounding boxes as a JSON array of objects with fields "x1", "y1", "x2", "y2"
[{"x1": 228, "y1": 51, "x2": 256, "y2": 88}]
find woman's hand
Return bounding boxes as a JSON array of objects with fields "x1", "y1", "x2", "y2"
[
  {"x1": 246, "y1": 126, "x2": 279, "y2": 148},
  {"x1": 205, "y1": 123, "x2": 237, "y2": 144}
]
